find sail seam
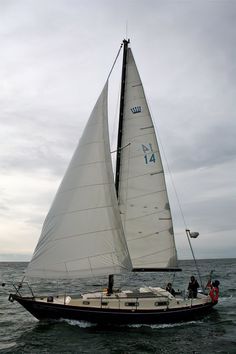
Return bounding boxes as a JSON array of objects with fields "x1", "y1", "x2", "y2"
[
  {"x1": 122, "y1": 114, "x2": 151, "y2": 122},
  {"x1": 122, "y1": 189, "x2": 166, "y2": 201},
  {"x1": 58, "y1": 182, "x2": 114, "y2": 194},
  {"x1": 65, "y1": 252, "x2": 120, "y2": 265},
  {"x1": 69, "y1": 160, "x2": 107, "y2": 169},
  {"x1": 132, "y1": 247, "x2": 175, "y2": 260},
  {"x1": 53, "y1": 227, "x2": 124, "y2": 242},
  {"x1": 125, "y1": 210, "x2": 171, "y2": 222},
  {"x1": 50, "y1": 205, "x2": 114, "y2": 217},
  {"x1": 119, "y1": 171, "x2": 164, "y2": 181},
  {"x1": 127, "y1": 229, "x2": 172, "y2": 242},
  {"x1": 78, "y1": 140, "x2": 106, "y2": 147},
  {"x1": 122, "y1": 130, "x2": 160, "y2": 140},
  {"x1": 33, "y1": 251, "x2": 119, "y2": 267}
]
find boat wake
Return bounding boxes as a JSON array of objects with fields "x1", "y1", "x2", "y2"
[
  {"x1": 62, "y1": 319, "x2": 96, "y2": 328},
  {"x1": 127, "y1": 320, "x2": 204, "y2": 329},
  {"x1": 219, "y1": 296, "x2": 233, "y2": 303},
  {"x1": 61, "y1": 319, "x2": 204, "y2": 330}
]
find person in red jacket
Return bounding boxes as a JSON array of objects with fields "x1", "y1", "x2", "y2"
[{"x1": 208, "y1": 280, "x2": 220, "y2": 303}]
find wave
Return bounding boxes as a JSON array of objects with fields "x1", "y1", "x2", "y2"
[
  {"x1": 219, "y1": 295, "x2": 233, "y2": 303},
  {"x1": 127, "y1": 320, "x2": 204, "y2": 329},
  {"x1": 61, "y1": 319, "x2": 96, "y2": 328},
  {"x1": 62, "y1": 319, "x2": 204, "y2": 330}
]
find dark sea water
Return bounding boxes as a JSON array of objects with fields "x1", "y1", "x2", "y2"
[{"x1": 0, "y1": 259, "x2": 235, "y2": 353}]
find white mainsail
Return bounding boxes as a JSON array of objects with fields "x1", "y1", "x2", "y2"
[
  {"x1": 117, "y1": 48, "x2": 178, "y2": 270},
  {"x1": 27, "y1": 82, "x2": 132, "y2": 279}
]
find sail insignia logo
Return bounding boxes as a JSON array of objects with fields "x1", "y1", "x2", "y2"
[{"x1": 131, "y1": 106, "x2": 141, "y2": 114}]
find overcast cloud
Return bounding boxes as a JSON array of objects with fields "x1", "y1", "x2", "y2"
[{"x1": 0, "y1": 0, "x2": 235, "y2": 261}]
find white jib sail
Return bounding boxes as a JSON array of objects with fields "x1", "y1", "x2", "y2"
[
  {"x1": 27, "y1": 82, "x2": 132, "y2": 279},
  {"x1": 118, "y1": 48, "x2": 178, "y2": 269}
]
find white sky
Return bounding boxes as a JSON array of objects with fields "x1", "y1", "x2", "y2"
[{"x1": 0, "y1": 0, "x2": 235, "y2": 261}]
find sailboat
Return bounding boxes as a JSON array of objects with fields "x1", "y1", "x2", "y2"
[{"x1": 9, "y1": 39, "x2": 218, "y2": 324}]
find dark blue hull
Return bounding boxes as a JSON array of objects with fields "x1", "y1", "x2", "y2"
[{"x1": 10, "y1": 294, "x2": 216, "y2": 325}]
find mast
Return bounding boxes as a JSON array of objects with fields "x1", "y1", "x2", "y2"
[
  {"x1": 109, "y1": 40, "x2": 129, "y2": 288},
  {"x1": 115, "y1": 39, "x2": 130, "y2": 197}
]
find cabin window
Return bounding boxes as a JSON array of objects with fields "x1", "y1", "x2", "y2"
[
  {"x1": 47, "y1": 296, "x2": 54, "y2": 302},
  {"x1": 125, "y1": 302, "x2": 139, "y2": 307},
  {"x1": 101, "y1": 302, "x2": 108, "y2": 305},
  {"x1": 83, "y1": 301, "x2": 90, "y2": 305},
  {"x1": 155, "y1": 301, "x2": 168, "y2": 306}
]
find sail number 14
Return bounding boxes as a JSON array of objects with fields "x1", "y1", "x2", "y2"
[{"x1": 142, "y1": 144, "x2": 157, "y2": 164}]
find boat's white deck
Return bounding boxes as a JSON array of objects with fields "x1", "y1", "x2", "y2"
[{"x1": 35, "y1": 287, "x2": 212, "y2": 310}]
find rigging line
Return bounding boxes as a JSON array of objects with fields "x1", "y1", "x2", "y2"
[
  {"x1": 146, "y1": 96, "x2": 204, "y2": 287},
  {"x1": 107, "y1": 42, "x2": 123, "y2": 80},
  {"x1": 147, "y1": 101, "x2": 188, "y2": 230},
  {"x1": 110, "y1": 74, "x2": 121, "y2": 157}
]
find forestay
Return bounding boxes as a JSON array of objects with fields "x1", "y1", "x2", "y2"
[
  {"x1": 27, "y1": 82, "x2": 132, "y2": 279},
  {"x1": 117, "y1": 48, "x2": 178, "y2": 270}
]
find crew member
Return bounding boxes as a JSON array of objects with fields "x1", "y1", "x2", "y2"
[
  {"x1": 107, "y1": 274, "x2": 114, "y2": 295},
  {"x1": 166, "y1": 282, "x2": 176, "y2": 296},
  {"x1": 208, "y1": 280, "x2": 220, "y2": 303},
  {"x1": 188, "y1": 276, "x2": 199, "y2": 298}
]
